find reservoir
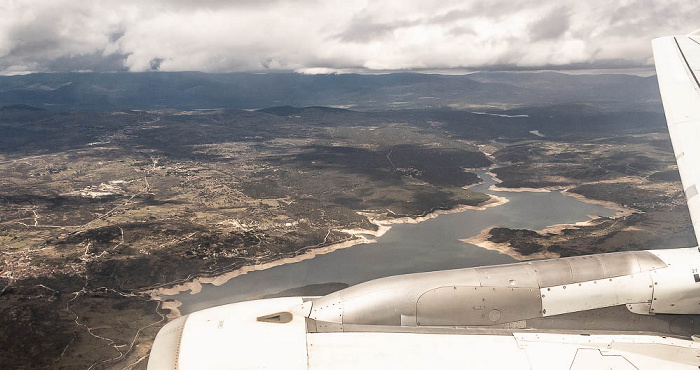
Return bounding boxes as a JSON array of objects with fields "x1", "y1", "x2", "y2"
[{"x1": 168, "y1": 170, "x2": 619, "y2": 314}]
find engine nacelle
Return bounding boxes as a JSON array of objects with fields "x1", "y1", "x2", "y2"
[{"x1": 309, "y1": 247, "x2": 700, "y2": 326}]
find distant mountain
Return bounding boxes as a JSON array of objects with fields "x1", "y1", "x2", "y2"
[
  {"x1": 467, "y1": 71, "x2": 661, "y2": 107},
  {"x1": 257, "y1": 105, "x2": 352, "y2": 116},
  {"x1": 0, "y1": 104, "x2": 44, "y2": 111},
  {"x1": 0, "y1": 71, "x2": 661, "y2": 112}
]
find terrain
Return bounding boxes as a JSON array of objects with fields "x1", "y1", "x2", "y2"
[
  {"x1": 474, "y1": 121, "x2": 695, "y2": 258},
  {"x1": 0, "y1": 71, "x2": 694, "y2": 369},
  {"x1": 0, "y1": 105, "x2": 493, "y2": 369}
]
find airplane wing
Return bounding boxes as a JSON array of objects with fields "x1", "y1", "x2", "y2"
[{"x1": 652, "y1": 31, "x2": 700, "y2": 243}]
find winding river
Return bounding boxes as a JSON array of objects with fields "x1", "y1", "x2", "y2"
[{"x1": 167, "y1": 171, "x2": 619, "y2": 314}]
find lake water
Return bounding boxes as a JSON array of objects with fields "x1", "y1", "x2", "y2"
[{"x1": 168, "y1": 171, "x2": 618, "y2": 314}]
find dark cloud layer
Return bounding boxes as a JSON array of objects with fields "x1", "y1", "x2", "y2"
[
  {"x1": 335, "y1": 17, "x2": 420, "y2": 43},
  {"x1": 0, "y1": 0, "x2": 697, "y2": 75}
]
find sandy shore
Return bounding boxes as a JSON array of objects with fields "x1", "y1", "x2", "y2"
[
  {"x1": 362, "y1": 194, "x2": 509, "y2": 227},
  {"x1": 160, "y1": 300, "x2": 183, "y2": 319},
  {"x1": 153, "y1": 235, "x2": 375, "y2": 297},
  {"x1": 488, "y1": 184, "x2": 553, "y2": 193},
  {"x1": 462, "y1": 199, "x2": 633, "y2": 261},
  {"x1": 461, "y1": 227, "x2": 560, "y2": 261},
  {"x1": 485, "y1": 169, "x2": 636, "y2": 216},
  {"x1": 484, "y1": 171, "x2": 560, "y2": 193},
  {"x1": 561, "y1": 189, "x2": 636, "y2": 216},
  {"x1": 462, "y1": 168, "x2": 636, "y2": 261},
  {"x1": 151, "y1": 193, "x2": 508, "y2": 299}
]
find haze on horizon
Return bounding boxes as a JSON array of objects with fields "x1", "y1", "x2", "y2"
[{"x1": 0, "y1": 0, "x2": 698, "y2": 76}]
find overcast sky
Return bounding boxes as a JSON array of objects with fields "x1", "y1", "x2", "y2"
[{"x1": 1, "y1": 0, "x2": 698, "y2": 75}]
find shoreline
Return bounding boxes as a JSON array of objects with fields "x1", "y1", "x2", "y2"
[
  {"x1": 152, "y1": 235, "x2": 375, "y2": 298},
  {"x1": 460, "y1": 226, "x2": 561, "y2": 261},
  {"x1": 485, "y1": 168, "x2": 635, "y2": 216},
  {"x1": 161, "y1": 300, "x2": 183, "y2": 319},
  {"x1": 150, "y1": 170, "x2": 632, "y2": 314},
  {"x1": 561, "y1": 188, "x2": 636, "y2": 216},
  {"x1": 150, "y1": 193, "x2": 508, "y2": 302},
  {"x1": 462, "y1": 198, "x2": 633, "y2": 261},
  {"x1": 363, "y1": 194, "x2": 509, "y2": 226},
  {"x1": 485, "y1": 171, "x2": 557, "y2": 193},
  {"x1": 463, "y1": 170, "x2": 635, "y2": 261},
  {"x1": 488, "y1": 184, "x2": 553, "y2": 193}
]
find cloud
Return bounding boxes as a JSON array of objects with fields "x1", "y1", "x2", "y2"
[
  {"x1": 335, "y1": 16, "x2": 420, "y2": 43},
  {"x1": 0, "y1": 0, "x2": 698, "y2": 75},
  {"x1": 530, "y1": 7, "x2": 570, "y2": 41}
]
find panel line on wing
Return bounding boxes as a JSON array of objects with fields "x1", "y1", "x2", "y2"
[{"x1": 673, "y1": 37, "x2": 700, "y2": 90}]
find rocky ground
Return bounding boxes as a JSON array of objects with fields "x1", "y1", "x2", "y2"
[{"x1": 0, "y1": 107, "x2": 491, "y2": 369}]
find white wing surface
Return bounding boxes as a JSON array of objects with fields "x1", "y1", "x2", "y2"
[{"x1": 653, "y1": 31, "x2": 700, "y2": 243}]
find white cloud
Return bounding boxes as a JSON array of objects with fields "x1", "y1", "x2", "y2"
[{"x1": 0, "y1": 0, "x2": 698, "y2": 74}]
